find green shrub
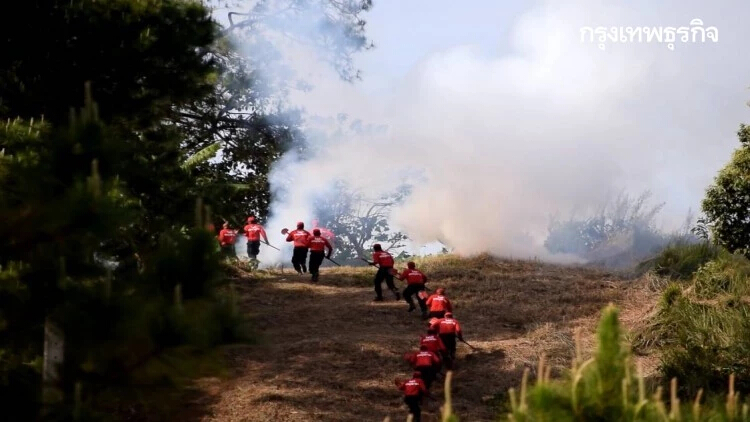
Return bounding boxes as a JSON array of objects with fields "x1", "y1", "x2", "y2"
[
  {"x1": 645, "y1": 242, "x2": 721, "y2": 281},
  {"x1": 488, "y1": 305, "x2": 750, "y2": 421}
]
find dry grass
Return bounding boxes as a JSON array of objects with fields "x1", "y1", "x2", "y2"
[{"x1": 175, "y1": 254, "x2": 660, "y2": 422}]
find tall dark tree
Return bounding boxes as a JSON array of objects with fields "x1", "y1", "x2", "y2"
[
  {"x1": 0, "y1": 0, "x2": 217, "y2": 127},
  {"x1": 0, "y1": 0, "x2": 224, "y2": 247},
  {"x1": 0, "y1": 1, "x2": 251, "y2": 420}
]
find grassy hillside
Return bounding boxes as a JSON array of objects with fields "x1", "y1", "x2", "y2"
[{"x1": 164, "y1": 254, "x2": 659, "y2": 421}]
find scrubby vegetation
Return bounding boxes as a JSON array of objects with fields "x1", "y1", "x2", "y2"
[
  {"x1": 435, "y1": 305, "x2": 750, "y2": 422},
  {"x1": 545, "y1": 191, "x2": 699, "y2": 269}
]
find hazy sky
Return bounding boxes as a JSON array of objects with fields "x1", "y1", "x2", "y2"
[{"x1": 220, "y1": 0, "x2": 750, "y2": 262}]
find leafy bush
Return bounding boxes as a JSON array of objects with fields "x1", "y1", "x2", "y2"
[
  {"x1": 702, "y1": 123, "x2": 750, "y2": 257},
  {"x1": 640, "y1": 241, "x2": 722, "y2": 281},
  {"x1": 642, "y1": 253, "x2": 750, "y2": 396}
]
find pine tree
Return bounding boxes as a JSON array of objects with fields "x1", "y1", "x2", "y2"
[{"x1": 0, "y1": 86, "x2": 249, "y2": 421}]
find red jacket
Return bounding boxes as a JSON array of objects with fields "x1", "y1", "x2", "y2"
[
  {"x1": 425, "y1": 294, "x2": 452, "y2": 313},
  {"x1": 372, "y1": 250, "x2": 394, "y2": 267},
  {"x1": 217, "y1": 229, "x2": 237, "y2": 246},
  {"x1": 397, "y1": 377, "x2": 427, "y2": 397},
  {"x1": 286, "y1": 229, "x2": 310, "y2": 247},
  {"x1": 413, "y1": 350, "x2": 441, "y2": 368},
  {"x1": 420, "y1": 334, "x2": 447, "y2": 354},
  {"x1": 308, "y1": 235, "x2": 332, "y2": 253},
  {"x1": 398, "y1": 268, "x2": 427, "y2": 285},
  {"x1": 431, "y1": 317, "x2": 462, "y2": 337},
  {"x1": 243, "y1": 224, "x2": 268, "y2": 242}
]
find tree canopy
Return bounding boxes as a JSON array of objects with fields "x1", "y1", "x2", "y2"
[{"x1": 702, "y1": 123, "x2": 750, "y2": 256}]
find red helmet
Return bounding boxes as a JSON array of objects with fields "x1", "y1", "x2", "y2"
[
  {"x1": 436, "y1": 288, "x2": 445, "y2": 294},
  {"x1": 247, "y1": 216, "x2": 256, "y2": 223},
  {"x1": 313, "y1": 229, "x2": 321, "y2": 235},
  {"x1": 445, "y1": 312, "x2": 453, "y2": 318}
]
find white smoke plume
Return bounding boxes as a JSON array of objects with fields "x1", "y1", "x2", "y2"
[{"x1": 223, "y1": 0, "x2": 750, "y2": 266}]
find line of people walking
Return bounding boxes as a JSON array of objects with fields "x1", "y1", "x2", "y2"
[
  {"x1": 219, "y1": 218, "x2": 469, "y2": 421},
  {"x1": 363, "y1": 245, "x2": 468, "y2": 421},
  {"x1": 397, "y1": 284, "x2": 465, "y2": 421},
  {"x1": 217, "y1": 218, "x2": 334, "y2": 280}
]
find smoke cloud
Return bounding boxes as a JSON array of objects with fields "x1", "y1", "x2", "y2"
[{"x1": 224, "y1": 0, "x2": 750, "y2": 265}]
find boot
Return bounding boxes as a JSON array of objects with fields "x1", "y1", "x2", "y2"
[
  {"x1": 301, "y1": 264, "x2": 307, "y2": 273},
  {"x1": 408, "y1": 303, "x2": 416, "y2": 312},
  {"x1": 393, "y1": 289, "x2": 401, "y2": 300},
  {"x1": 373, "y1": 297, "x2": 384, "y2": 302}
]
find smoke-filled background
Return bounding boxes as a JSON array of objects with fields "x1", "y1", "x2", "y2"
[{"x1": 216, "y1": 0, "x2": 750, "y2": 266}]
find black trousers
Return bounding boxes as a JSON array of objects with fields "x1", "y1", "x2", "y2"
[
  {"x1": 374, "y1": 266, "x2": 397, "y2": 299},
  {"x1": 246, "y1": 240, "x2": 260, "y2": 258},
  {"x1": 220, "y1": 244, "x2": 236, "y2": 259},
  {"x1": 403, "y1": 284, "x2": 427, "y2": 313},
  {"x1": 429, "y1": 310, "x2": 446, "y2": 319},
  {"x1": 440, "y1": 334, "x2": 456, "y2": 368},
  {"x1": 417, "y1": 366, "x2": 437, "y2": 389},
  {"x1": 309, "y1": 251, "x2": 325, "y2": 279},
  {"x1": 404, "y1": 396, "x2": 422, "y2": 422},
  {"x1": 292, "y1": 247, "x2": 308, "y2": 273}
]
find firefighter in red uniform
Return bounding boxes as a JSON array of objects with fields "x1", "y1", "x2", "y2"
[
  {"x1": 367, "y1": 243, "x2": 400, "y2": 302},
  {"x1": 217, "y1": 222, "x2": 238, "y2": 259},
  {"x1": 307, "y1": 229, "x2": 332, "y2": 282},
  {"x1": 425, "y1": 287, "x2": 452, "y2": 319},
  {"x1": 411, "y1": 344, "x2": 441, "y2": 389},
  {"x1": 421, "y1": 327, "x2": 448, "y2": 369},
  {"x1": 395, "y1": 371, "x2": 429, "y2": 422},
  {"x1": 311, "y1": 219, "x2": 335, "y2": 247},
  {"x1": 429, "y1": 312, "x2": 463, "y2": 369},
  {"x1": 243, "y1": 216, "x2": 269, "y2": 265},
  {"x1": 285, "y1": 222, "x2": 311, "y2": 274},
  {"x1": 396, "y1": 262, "x2": 429, "y2": 318}
]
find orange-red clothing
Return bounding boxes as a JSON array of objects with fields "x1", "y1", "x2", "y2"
[
  {"x1": 217, "y1": 229, "x2": 238, "y2": 246},
  {"x1": 308, "y1": 235, "x2": 332, "y2": 253},
  {"x1": 431, "y1": 317, "x2": 462, "y2": 337},
  {"x1": 420, "y1": 334, "x2": 447, "y2": 355},
  {"x1": 399, "y1": 268, "x2": 427, "y2": 285},
  {"x1": 398, "y1": 377, "x2": 428, "y2": 397},
  {"x1": 425, "y1": 294, "x2": 452, "y2": 313},
  {"x1": 244, "y1": 223, "x2": 268, "y2": 242},
  {"x1": 286, "y1": 229, "x2": 310, "y2": 247},
  {"x1": 414, "y1": 350, "x2": 441, "y2": 368},
  {"x1": 372, "y1": 250, "x2": 394, "y2": 267}
]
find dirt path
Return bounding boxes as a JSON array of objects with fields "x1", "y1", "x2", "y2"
[{"x1": 180, "y1": 257, "x2": 657, "y2": 422}]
